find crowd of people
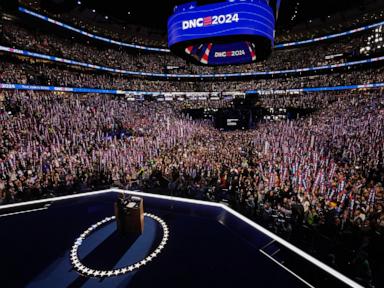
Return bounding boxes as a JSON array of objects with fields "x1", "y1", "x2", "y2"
[
  {"x1": 1, "y1": 90, "x2": 383, "y2": 214},
  {"x1": 0, "y1": 91, "x2": 204, "y2": 201},
  {"x1": 1, "y1": 89, "x2": 383, "y2": 285},
  {"x1": 1, "y1": 20, "x2": 370, "y2": 75},
  {"x1": 2, "y1": 55, "x2": 384, "y2": 93}
]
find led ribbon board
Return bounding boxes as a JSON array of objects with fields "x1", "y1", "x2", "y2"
[{"x1": 168, "y1": 0, "x2": 276, "y2": 65}]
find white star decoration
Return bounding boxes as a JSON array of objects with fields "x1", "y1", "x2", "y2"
[
  {"x1": 114, "y1": 270, "x2": 121, "y2": 276},
  {"x1": 70, "y1": 213, "x2": 169, "y2": 278},
  {"x1": 150, "y1": 252, "x2": 157, "y2": 258}
]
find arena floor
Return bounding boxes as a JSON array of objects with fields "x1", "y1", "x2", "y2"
[{"x1": 0, "y1": 190, "x2": 354, "y2": 288}]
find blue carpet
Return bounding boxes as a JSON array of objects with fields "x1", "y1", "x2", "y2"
[
  {"x1": 27, "y1": 217, "x2": 158, "y2": 288},
  {"x1": 0, "y1": 193, "x2": 323, "y2": 288}
]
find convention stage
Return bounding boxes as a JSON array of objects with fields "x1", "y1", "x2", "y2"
[{"x1": 0, "y1": 189, "x2": 361, "y2": 288}]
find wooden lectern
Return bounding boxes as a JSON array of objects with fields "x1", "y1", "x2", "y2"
[{"x1": 114, "y1": 195, "x2": 144, "y2": 236}]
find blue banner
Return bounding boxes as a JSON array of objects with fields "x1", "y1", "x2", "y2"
[
  {"x1": 2, "y1": 83, "x2": 384, "y2": 95},
  {"x1": 0, "y1": 83, "x2": 162, "y2": 95},
  {"x1": 208, "y1": 42, "x2": 256, "y2": 65},
  {"x1": 246, "y1": 82, "x2": 384, "y2": 94}
]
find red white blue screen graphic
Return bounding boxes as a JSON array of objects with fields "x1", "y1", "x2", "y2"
[{"x1": 168, "y1": 0, "x2": 275, "y2": 65}]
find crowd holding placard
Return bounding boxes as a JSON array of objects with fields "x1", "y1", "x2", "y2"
[
  {"x1": 2, "y1": 57, "x2": 384, "y2": 93},
  {"x1": 1, "y1": 91, "x2": 383, "y2": 218},
  {"x1": 1, "y1": 89, "x2": 384, "y2": 285}
]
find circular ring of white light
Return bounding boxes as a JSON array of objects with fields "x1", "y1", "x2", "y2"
[{"x1": 70, "y1": 213, "x2": 169, "y2": 278}]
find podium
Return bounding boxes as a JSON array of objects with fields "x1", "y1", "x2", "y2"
[{"x1": 114, "y1": 195, "x2": 144, "y2": 236}]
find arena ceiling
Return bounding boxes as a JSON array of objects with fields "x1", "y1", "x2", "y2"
[{"x1": 27, "y1": 0, "x2": 384, "y2": 29}]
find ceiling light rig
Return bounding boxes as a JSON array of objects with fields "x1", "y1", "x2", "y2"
[
  {"x1": 360, "y1": 25, "x2": 384, "y2": 55},
  {"x1": 291, "y1": 1, "x2": 300, "y2": 22}
]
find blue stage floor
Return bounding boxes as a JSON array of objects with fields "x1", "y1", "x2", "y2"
[{"x1": 0, "y1": 190, "x2": 356, "y2": 288}]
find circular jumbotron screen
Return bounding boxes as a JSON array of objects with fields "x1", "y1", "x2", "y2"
[{"x1": 168, "y1": 0, "x2": 279, "y2": 66}]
